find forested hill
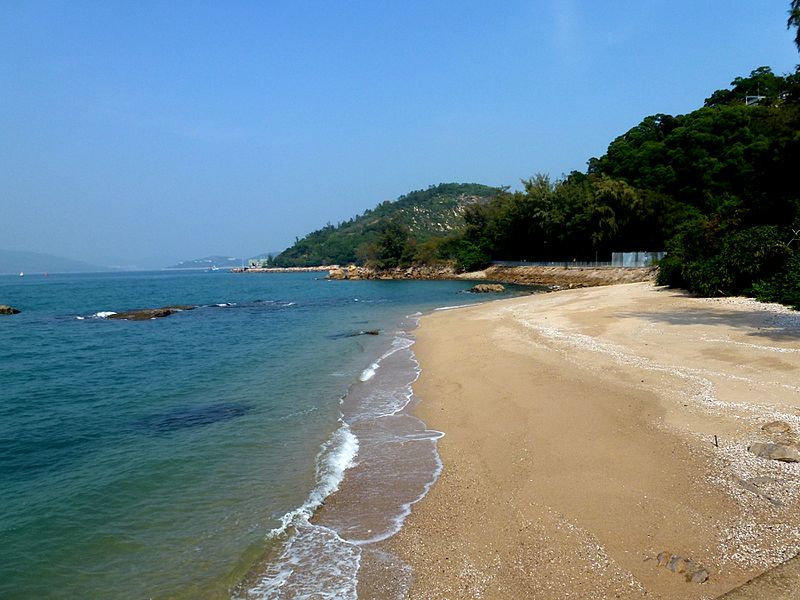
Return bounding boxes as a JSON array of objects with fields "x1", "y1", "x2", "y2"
[{"x1": 274, "y1": 183, "x2": 499, "y2": 267}]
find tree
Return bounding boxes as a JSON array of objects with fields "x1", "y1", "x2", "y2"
[
  {"x1": 790, "y1": 0, "x2": 800, "y2": 52},
  {"x1": 375, "y1": 218, "x2": 410, "y2": 269}
]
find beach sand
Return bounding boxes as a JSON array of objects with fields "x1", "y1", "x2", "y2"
[{"x1": 383, "y1": 282, "x2": 800, "y2": 599}]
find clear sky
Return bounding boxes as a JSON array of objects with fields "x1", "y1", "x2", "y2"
[{"x1": 2, "y1": 1, "x2": 798, "y2": 269}]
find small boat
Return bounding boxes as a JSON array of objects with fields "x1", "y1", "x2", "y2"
[{"x1": 19, "y1": 272, "x2": 24, "y2": 277}]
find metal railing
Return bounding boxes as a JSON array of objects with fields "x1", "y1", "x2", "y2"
[{"x1": 491, "y1": 260, "x2": 614, "y2": 268}]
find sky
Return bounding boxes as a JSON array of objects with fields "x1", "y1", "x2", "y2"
[{"x1": 1, "y1": 1, "x2": 798, "y2": 269}]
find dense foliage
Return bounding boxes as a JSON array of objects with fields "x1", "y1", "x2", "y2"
[
  {"x1": 435, "y1": 66, "x2": 800, "y2": 307},
  {"x1": 274, "y1": 183, "x2": 499, "y2": 267}
]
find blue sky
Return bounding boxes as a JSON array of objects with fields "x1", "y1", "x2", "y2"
[{"x1": 2, "y1": 1, "x2": 798, "y2": 268}]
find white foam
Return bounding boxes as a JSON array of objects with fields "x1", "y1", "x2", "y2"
[
  {"x1": 247, "y1": 523, "x2": 361, "y2": 599},
  {"x1": 358, "y1": 336, "x2": 415, "y2": 384},
  {"x1": 249, "y1": 332, "x2": 439, "y2": 598},
  {"x1": 248, "y1": 422, "x2": 361, "y2": 598},
  {"x1": 267, "y1": 422, "x2": 359, "y2": 540},
  {"x1": 434, "y1": 303, "x2": 472, "y2": 311},
  {"x1": 94, "y1": 311, "x2": 117, "y2": 318},
  {"x1": 359, "y1": 363, "x2": 379, "y2": 382}
]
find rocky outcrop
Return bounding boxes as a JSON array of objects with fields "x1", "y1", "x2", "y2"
[
  {"x1": 108, "y1": 305, "x2": 195, "y2": 321},
  {"x1": 0, "y1": 304, "x2": 20, "y2": 315},
  {"x1": 326, "y1": 263, "x2": 657, "y2": 288},
  {"x1": 477, "y1": 265, "x2": 657, "y2": 288},
  {"x1": 327, "y1": 264, "x2": 459, "y2": 281},
  {"x1": 468, "y1": 284, "x2": 505, "y2": 293}
]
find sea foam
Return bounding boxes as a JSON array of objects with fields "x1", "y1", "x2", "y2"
[{"x1": 247, "y1": 422, "x2": 361, "y2": 598}]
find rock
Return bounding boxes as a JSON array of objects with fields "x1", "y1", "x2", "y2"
[
  {"x1": 656, "y1": 551, "x2": 709, "y2": 584},
  {"x1": 347, "y1": 264, "x2": 361, "y2": 280},
  {"x1": 748, "y1": 442, "x2": 800, "y2": 463},
  {"x1": 107, "y1": 306, "x2": 195, "y2": 321},
  {"x1": 328, "y1": 267, "x2": 346, "y2": 280},
  {"x1": 688, "y1": 568, "x2": 709, "y2": 584},
  {"x1": 762, "y1": 421, "x2": 793, "y2": 435},
  {"x1": 0, "y1": 304, "x2": 21, "y2": 315},
  {"x1": 668, "y1": 556, "x2": 692, "y2": 573},
  {"x1": 468, "y1": 284, "x2": 506, "y2": 293}
]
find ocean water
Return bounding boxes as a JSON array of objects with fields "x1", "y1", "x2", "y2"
[{"x1": 0, "y1": 270, "x2": 518, "y2": 599}]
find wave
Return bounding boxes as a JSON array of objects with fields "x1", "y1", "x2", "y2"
[
  {"x1": 245, "y1": 422, "x2": 361, "y2": 598},
  {"x1": 247, "y1": 322, "x2": 440, "y2": 598},
  {"x1": 359, "y1": 363, "x2": 378, "y2": 382},
  {"x1": 434, "y1": 303, "x2": 472, "y2": 311},
  {"x1": 76, "y1": 311, "x2": 117, "y2": 320}
]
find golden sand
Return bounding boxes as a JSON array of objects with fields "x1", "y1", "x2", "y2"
[{"x1": 387, "y1": 283, "x2": 800, "y2": 599}]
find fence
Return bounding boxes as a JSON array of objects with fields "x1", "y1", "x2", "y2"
[
  {"x1": 610, "y1": 251, "x2": 665, "y2": 267},
  {"x1": 492, "y1": 252, "x2": 665, "y2": 269},
  {"x1": 492, "y1": 260, "x2": 613, "y2": 268}
]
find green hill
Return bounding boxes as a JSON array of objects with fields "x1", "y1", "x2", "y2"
[{"x1": 274, "y1": 183, "x2": 500, "y2": 267}]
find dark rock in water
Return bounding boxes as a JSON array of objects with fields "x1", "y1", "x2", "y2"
[
  {"x1": 327, "y1": 329, "x2": 381, "y2": 340},
  {"x1": 0, "y1": 304, "x2": 21, "y2": 315},
  {"x1": 748, "y1": 441, "x2": 800, "y2": 463},
  {"x1": 108, "y1": 305, "x2": 196, "y2": 320},
  {"x1": 139, "y1": 402, "x2": 248, "y2": 433},
  {"x1": 468, "y1": 284, "x2": 505, "y2": 293}
]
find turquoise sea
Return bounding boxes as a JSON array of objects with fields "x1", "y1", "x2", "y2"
[{"x1": 0, "y1": 271, "x2": 517, "y2": 599}]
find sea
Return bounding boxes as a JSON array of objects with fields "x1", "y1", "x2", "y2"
[{"x1": 0, "y1": 270, "x2": 521, "y2": 599}]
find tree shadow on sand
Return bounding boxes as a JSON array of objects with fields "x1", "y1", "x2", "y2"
[{"x1": 619, "y1": 288, "x2": 800, "y2": 343}]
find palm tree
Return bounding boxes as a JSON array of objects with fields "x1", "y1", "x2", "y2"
[{"x1": 790, "y1": 0, "x2": 800, "y2": 52}]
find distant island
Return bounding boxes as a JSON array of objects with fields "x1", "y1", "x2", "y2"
[
  {"x1": 165, "y1": 255, "x2": 245, "y2": 270},
  {"x1": 0, "y1": 249, "x2": 112, "y2": 275}
]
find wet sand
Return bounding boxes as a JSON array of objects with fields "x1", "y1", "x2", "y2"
[{"x1": 387, "y1": 283, "x2": 800, "y2": 599}]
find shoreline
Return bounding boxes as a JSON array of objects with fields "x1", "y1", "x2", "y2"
[{"x1": 386, "y1": 282, "x2": 800, "y2": 599}]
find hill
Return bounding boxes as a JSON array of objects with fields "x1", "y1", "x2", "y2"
[
  {"x1": 0, "y1": 249, "x2": 111, "y2": 274},
  {"x1": 275, "y1": 183, "x2": 500, "y2": 267}
]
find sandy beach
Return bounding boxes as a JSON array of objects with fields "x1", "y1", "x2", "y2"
[{"x1": 385, "y1": 282, "x2": 800, "y2": 599}]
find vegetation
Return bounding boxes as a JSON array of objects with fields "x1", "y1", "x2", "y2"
[
  {"x1": 429, "y1": 65, "x2": 799, "y2": 307},
  {"x1": 274, "y1": 183, "x2": 499, "y2": 267}
]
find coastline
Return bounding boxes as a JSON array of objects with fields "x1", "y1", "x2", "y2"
[{"x1": 387, "y1": 282, "x2": 800, "y2": 599}]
